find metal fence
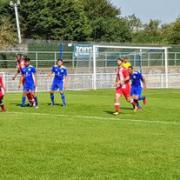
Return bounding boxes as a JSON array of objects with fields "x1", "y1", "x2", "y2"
[
  {"x1": 2, "y1": 73, "x2": 180, "y2": 93},
  {"x1": 1, "y1": 44, "x2": 180, "y2": 91},
  {"x1": 1, "y1": 51, "x2": 180, "y2": 69}
]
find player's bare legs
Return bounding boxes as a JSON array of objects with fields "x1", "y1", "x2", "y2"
[
  {"x1": 113, "y1": 93, "x2": 121, "y2": 115},
  {"x1": 26, "y1": 91, "x2": 38, "y2": 107},
  {"x1": 132, "y1": 95, "x2": 147, "y2": 110},
  {"x1": 0, "y1": 96, "x2": 6, "y2": 112},
  {"x1": 125, "y1": 95, "x2": 138, "y2": 112}
]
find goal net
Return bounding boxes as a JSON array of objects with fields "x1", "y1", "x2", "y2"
[{"x1": 92, "y1": 45, "x2": 169, "y2": 89}]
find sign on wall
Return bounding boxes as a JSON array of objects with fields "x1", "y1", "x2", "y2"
[{"x1": 73, "y1": 44, "x2": 98, "y2": 60}]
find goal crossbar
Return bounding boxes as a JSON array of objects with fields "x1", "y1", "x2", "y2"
[{"x1": 93, "y1": 45, "x2": 169, "y2": 50}]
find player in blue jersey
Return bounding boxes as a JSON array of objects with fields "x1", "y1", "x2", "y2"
[
  {"x1": 19, "y1": 58, "x2": 38, "y2": 108},
  {"x1": 47, "y1": 59, "x2": 68, "y2": 106},
  {"x1": 129, "y1": 66, "x2": 147, "y2": 110}
]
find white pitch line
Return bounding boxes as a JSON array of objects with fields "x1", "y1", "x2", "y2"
[{"x1": 4, "y1": 111, "x2": 180, "y2": 126}]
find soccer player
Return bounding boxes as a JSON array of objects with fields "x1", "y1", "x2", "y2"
[
  {"x1": 113, "y1": 58, "x2": 138, "y2": 115},
  {"x1": 129, "y1": 66, "x2": 147, "y2": 109},
  {"x1": 19, "y1": 58, "x2": 38, "y2": 108},
  {"x1": 122, "y1": 56, "x2": 131, "y2": 69},
  {"x1": 0, "y1": 75, "x2": 6, "y2": 112},
  {"x1": 12, "y1": 54, "x2": 25, "y2": 80},
  {"x1": 12, "y1": 54, "x2": 31, "y2": 105},
  {"x1": 47, "y1": 59, "x2": 68, "y2": 106}
]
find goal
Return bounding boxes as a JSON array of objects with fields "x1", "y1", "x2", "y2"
[{"x1": 92, "y1": 45, "x2": 169, "y2": 89}]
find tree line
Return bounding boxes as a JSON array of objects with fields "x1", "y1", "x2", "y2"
[{"x1": 0, "y1": 0, "x2": 180, "y2": 47}]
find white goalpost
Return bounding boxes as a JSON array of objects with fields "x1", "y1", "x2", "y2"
[{"x1": 92, "y1": 45, "x2": 169, "y2": 90}]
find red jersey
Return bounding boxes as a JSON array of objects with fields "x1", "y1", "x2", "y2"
[
  {"x1": 0, "y1": 76, "x2": 5, "y2": 97},
  {"x1": 17, "y1": 58, "x2": 25, "y2": 73},
  {"x1": 115, "y1": 67, "x2": 131, "y2": 98},
  {"x1": 116, "y1": 67, "x2": 130, "y2": 88}
]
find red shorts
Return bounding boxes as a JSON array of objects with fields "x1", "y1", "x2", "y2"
[{"x1": 116, "y1": 85, "x2": 130, "y2": 99}]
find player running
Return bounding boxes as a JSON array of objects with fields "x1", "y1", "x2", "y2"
[
  {"x1": 0, "y1": 75, "x2": 6, "y2": 112},
  {"x1": 129, "y1": 66, "x2": 147, "y2": 110},
  {"x1": 19, "y1": 58, "x2": 38, "y2": 108},
  {"x1": 113, "y1": 58, "x2": 138, "y2": 115},
  {"x1": 47, "y1": 59, "x2": 68, "y2": 106}
]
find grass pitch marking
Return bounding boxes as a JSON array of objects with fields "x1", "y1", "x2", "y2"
[{"x1": 4, "y1": 111, "x2": 180, "y2": 126}]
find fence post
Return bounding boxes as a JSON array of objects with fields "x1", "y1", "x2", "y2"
[
  {"x1": 161, "y1": 74, "x2": 164, "y2": 88},
  {"x1": 89, "y1": 52, "x2": 91, "y2": 70},
  {"x1": 161, "y1": 52, "x2": 164, "y2": 66},
  {"x1": 54, "y1": 52, "x2": 57, "y2": 65},
  {"x1": 105, "y1": 52, "x2": 107, "y2": 68},
  {"x1": 92, "y1": 45, "x2": 97, "y2": 90},
  {"x1": 133, "y1": 54, "x2": 136, "y2": 67},
  {"x1": 164, "y1": 47, "x2": 168, "y2": 88},
  {"x1": 139, "y1": 49, "x2": 142, "y2": 72},
  {"x1": 148, "y1": 52, "x2": 150, "y2": 67},
  {"x1": 35, "y1": 52, "x2": 38, "y2": 68}
]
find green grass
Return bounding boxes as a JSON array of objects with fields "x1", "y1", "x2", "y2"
[{"x1": 0, "y1": 89, "x2": 180, "y2": 180}]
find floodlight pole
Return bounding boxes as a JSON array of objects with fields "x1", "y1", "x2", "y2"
[{"x1": 10, "y1": 1, "x2": 22, "y2": 44}]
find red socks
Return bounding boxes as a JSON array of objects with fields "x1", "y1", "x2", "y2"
[
  {"x1": 27, "y1": 92, "x2": 35, "y2": 104},
  {"x1": 1, "y1": 104, "x2": 6, "y2": 112},
  {"x1": 114, "y1": 103, "x2": 120, "y2": 112}
]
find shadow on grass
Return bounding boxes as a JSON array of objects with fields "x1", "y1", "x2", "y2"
[
  {"x1": 48, "y1": 103, "x2": 63, "y2": 106},
  {"x1": 104, "y1": 107, "x2": 133, "y2": 115}
]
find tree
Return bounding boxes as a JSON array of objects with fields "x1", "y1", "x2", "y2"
[
  {"x1": 126, "y1": 14, "x2": 142, "y2": 32},
  {"x1": 160, "y1": 23, "x2": 174, "y2": 44},
  {"x1": 132, "y1": 19, "x2": 162, "y2": 44},
  {"x1": 0, "y1": 0, "x2": 179, "y2": 44},
  {"x1": 0, "y1": 16, "x2": 17, "y2": 49},
  {"x1": 168, "y1": 18, "x2": 180, "y2": 44},
  {"x1": 91, "y1": 17, "x2": 131, "y2": 42},
  {"x1": 79, "y1": 0, "x2": 120, "y2": 18},
  {"x1": 0, "y1": 0, "x2": 92, "y2": 41},
  {"x1": 18, "y1": 0, "x2": 92, "y2": 40},
  {"x1": 79, "y1": 0, "x2": 131, "y2": 42}
]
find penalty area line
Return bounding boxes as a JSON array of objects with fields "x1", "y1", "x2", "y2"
[{"x1": 5, "y1": 111, "x2": 180, "y2": 126}]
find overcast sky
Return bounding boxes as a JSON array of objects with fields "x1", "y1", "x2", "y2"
[{"x1": 111, "y1": 0, "x2": 180, "y2": 24}]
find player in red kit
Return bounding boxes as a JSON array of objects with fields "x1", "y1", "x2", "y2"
[
  {"x1": 113, "y1": 58, "x2": 138, "y2": 115},
  {"x1": 12, "y1": 54, "x2": 25, "y2": 80},
  {"x1": 0, "y1": 76, "x2": 6, "y2": 112}
]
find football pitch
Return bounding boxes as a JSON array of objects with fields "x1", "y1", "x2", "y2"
[{"x1": 0, "y1": 89, "x2": 180, "y2": 180}]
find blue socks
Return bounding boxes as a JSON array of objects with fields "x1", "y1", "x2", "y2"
[
  {"x1": 50, "y1": 93, "x2": 66, "y2": 106},
  {"x1": 34, "y1": 96, "x2": 38, "y2": 106},
  {"x1": 138, "y1": 96, "x2": 145, "y2": 101},
  {"x1": 50, "y1": 93, "x2": 55, "y2": 105},
  {"x1": 21, "y1": 96, "x2": 26, "y2": 106},
  {"x1": 61, "y1": 93, "x2": 66, "y2": 106}
]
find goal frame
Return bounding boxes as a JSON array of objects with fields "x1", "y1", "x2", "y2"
[{"x1": 92, "y1": 45, "x2": 169, "y2": 90}]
